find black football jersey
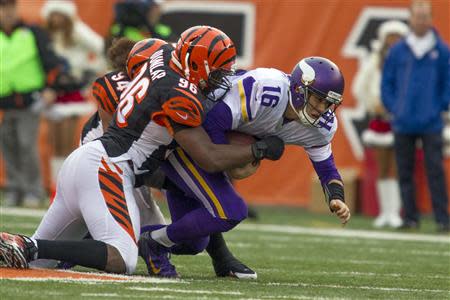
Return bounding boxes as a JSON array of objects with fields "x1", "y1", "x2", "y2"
[
  {"x1": 92, "y1": 70, "x2": 130, "y2": 114},
  {"x1": 100, "y1": 43, "x2": 205, "y2": 172},
  {"x1": 80, "y1": 70, "x2": 130, "y2": 145}
]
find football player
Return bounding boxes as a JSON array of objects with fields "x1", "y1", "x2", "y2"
[
  {"x1": 73, "y1": 37, "x2": 257, "y2": 279},
  {"x1": 0, "y1": 26, "x2": 284, "y2": 275},
  {"x1": 139, "y1": 57, "x2": 351, "y2": 275}
]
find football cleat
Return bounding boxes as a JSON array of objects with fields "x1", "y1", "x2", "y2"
[
  {"x1": 213, "y1": 256, "x2": 257, "y2": 280},
  {"x1": 0, "y1": 232, "x2": 37, "y2": 269},
  {"x1": 138, "y1": 232, "x2": 179, "y2": 278},
  {"x1": 56, "y1": 260, "x2": 76, "y2": 270}
]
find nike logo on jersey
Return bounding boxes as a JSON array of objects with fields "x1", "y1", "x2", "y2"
[{"x1": 176, "y1": 112, "x2": 188, "y2": 120}]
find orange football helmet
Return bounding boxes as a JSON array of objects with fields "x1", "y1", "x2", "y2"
[
  {"x1": 126, "y1": 38, "x2": 167, "y2": 79},
  {"x1": 172, "y1": 26, "x2": 236, "y2": 92}
]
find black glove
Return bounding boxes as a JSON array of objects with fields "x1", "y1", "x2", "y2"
[{"x1": 251, "y1": 136, "x2": 285, "y2": 161}]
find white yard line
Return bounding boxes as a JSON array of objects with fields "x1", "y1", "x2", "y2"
[
  {"x1": 0, "y1": 222, "x2": 38, "y2": 229},
  {"x1": 239, "y1": 223, "x2": 450, "y2": 243},
  {"x1": 0, "y1": 276, "x2": 182, "y2": 284},
  {"x1": 128, "y1": 286, "x2": 243, "y2": 295},
  {"x1": 0, "y1": 207, "x2": 46, "y2": 218},
  {"x1": 261, "y1": 297, "x2": 350, "y2": 300},
  {"x1": 81, "y1": 293, "x2": 179, "y2": 299},
  {"x1": 267, "y1": 282, "x2": 449, "y2": 294},
  {"x1": 0, "y1": 269, "x2": 185, "y2": 284},
  {"x1": 1, "y1": 207, "x2": 449, "y2": 243}
]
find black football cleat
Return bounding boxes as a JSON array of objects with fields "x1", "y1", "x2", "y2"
[{"x1": 213, "y1": 256, "x2": 257, "y2": 279}]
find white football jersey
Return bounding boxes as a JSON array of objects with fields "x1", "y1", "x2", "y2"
[{"x1": 221, "y1": 68, "x2": 337, "y2": 162}]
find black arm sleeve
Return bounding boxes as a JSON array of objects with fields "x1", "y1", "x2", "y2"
[
  {"x1": 29, "y1": 25, "x2": 62, "y2": 74},
  {"x1": 30, "y1": 25, "x2": 84, "y2": 92}
]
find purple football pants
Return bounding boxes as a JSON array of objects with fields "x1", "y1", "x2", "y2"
[{"x1": 160, "y1": 147, "x2": 248, "y2": 254}]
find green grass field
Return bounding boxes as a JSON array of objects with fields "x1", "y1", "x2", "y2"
[{"x1": 1, "y1": 204, "x2": 449, "y2": 300}]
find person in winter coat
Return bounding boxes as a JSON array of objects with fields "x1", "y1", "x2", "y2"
[{"x1": 381, "y1": 0, "x2": 450, "y2": 232}]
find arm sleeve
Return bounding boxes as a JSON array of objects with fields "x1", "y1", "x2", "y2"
[
  {"x1": 29, "y1": 25, "x2": 64, "y2": 86},
  {"x1": 311, "y1": 153, "x2": 342, "y2": 187},
  {"x1": 202, "y1": 101, "x2": 233, "y2": 144},
  {"x1": 92, "y1": 77, "x2": 119, "y2": 114},
  {"x1": 155, "y1": 88, "x2": 205, "y2": 135},
  {"x1": 381, "y1": 49, "x2": 397, "y2": 113}
]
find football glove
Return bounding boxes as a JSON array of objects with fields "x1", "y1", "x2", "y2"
[{"x1": 251, "y1": 136, "x2": 285, "y2": 161}]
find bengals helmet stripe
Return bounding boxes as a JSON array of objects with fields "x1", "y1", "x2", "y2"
[
  {"x1": 218, "y1": 55, "x2": 236, "y2": 68},
  {"x1": 179, "y1": 26, "x2": 199, "y2": 45},
  {"x1": 211, "y1": 44, "x2": 236, "y2": 66},
  {"x1": 179, "y1": 28, "x2": 210, "y2": 68},
  {"x1": 207, "y1": 34, "x2": 226, "y2": 57},
  {"x1": 126, "y1": 38, "x2": 168, "y2": 79},
  {"x1": 173, "y1": 26, "x2": 236, "y2": 89},
  {"x1": 176, "y1": 26, "x2": 203, "y2": 60}
]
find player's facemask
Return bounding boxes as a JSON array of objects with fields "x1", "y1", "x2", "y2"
[
  {"x1": 202, "y1": 68, "x2": 235, "y2": 101},
  {"x1": 292, "y1": 87, "x2": 341, "y2": 128}
]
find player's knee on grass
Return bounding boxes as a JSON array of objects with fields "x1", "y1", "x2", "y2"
[{"x1": 106, "y1": 243, "x2": 138, "y2": 274}]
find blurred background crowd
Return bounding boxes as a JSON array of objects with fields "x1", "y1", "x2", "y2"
[{"x1": 0, "y1": 0, "x2": 449, "y2": 232}]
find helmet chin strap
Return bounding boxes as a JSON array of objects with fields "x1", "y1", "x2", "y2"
[
  {"x1": 204, "y1": 60, "x2": 210, "y2": 77},
  {"x1": 299, "y1": 107, "x2": 319, "y2": 126},
  {"x1": 183, "y1": 52, "x2": 191, "y2": 79},
  {"x1": 289, "y1": 86, "x2": 318, "y2": 127}
]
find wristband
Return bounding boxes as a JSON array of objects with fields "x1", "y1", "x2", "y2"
[{"x1": 323, "y1": 182, "x2": 345, "y2": 205}]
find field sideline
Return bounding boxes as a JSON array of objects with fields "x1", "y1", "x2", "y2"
[{"x1": 0, "y1": 206, "x2": 449, "y2": 300}]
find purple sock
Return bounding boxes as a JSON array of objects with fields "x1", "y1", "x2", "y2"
[{"x1": 166, "y1": 208, "x2": 237, "y2": 243}]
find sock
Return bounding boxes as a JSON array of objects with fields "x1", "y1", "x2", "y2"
[
  {"x1": 206, "y1": 232, "x2": 233, "y2": 261},
  {"x1": 150, "y1": 226, "x2": 175, "y2": 248},
  {"x1": 28, "y1": 237, "x2": 39, "y2": 260},
  {"x1": 37, "y1": 239, "x2": 107, "y2": 270}
]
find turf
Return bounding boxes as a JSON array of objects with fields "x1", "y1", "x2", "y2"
[{"x1": 0, "y1": 204, "x2": 449, "y2": 300}]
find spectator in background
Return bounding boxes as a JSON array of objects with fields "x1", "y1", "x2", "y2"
[
  {"x1": 381, "y1": 0, "x2": 450, "y2": 232},
  {"x1": 106, "y1": 0, "x2": 176, "y2": 49},
  {"x1": 41, "y1": 0, "x2": 106, "y2": 185},
  {"x1": 355, "y1": 20, "x2": 408, "y2": 228},
  {"x1": 0, "y1": 0, "x2": 60, "y2": 207}
]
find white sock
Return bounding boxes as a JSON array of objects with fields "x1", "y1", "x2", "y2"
[
  {"x1": 150, "y1": 227, "x2": 175, "y2": 248},
  {"x1": 376, "y1": 179, "x2": 390, "y2": 216},
  {"x1": 386, "y1": 178, "x2": 402, "y2": 226},
  {"x1": 374, "y1": 179, "x2": 390, "y2": 227}
]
